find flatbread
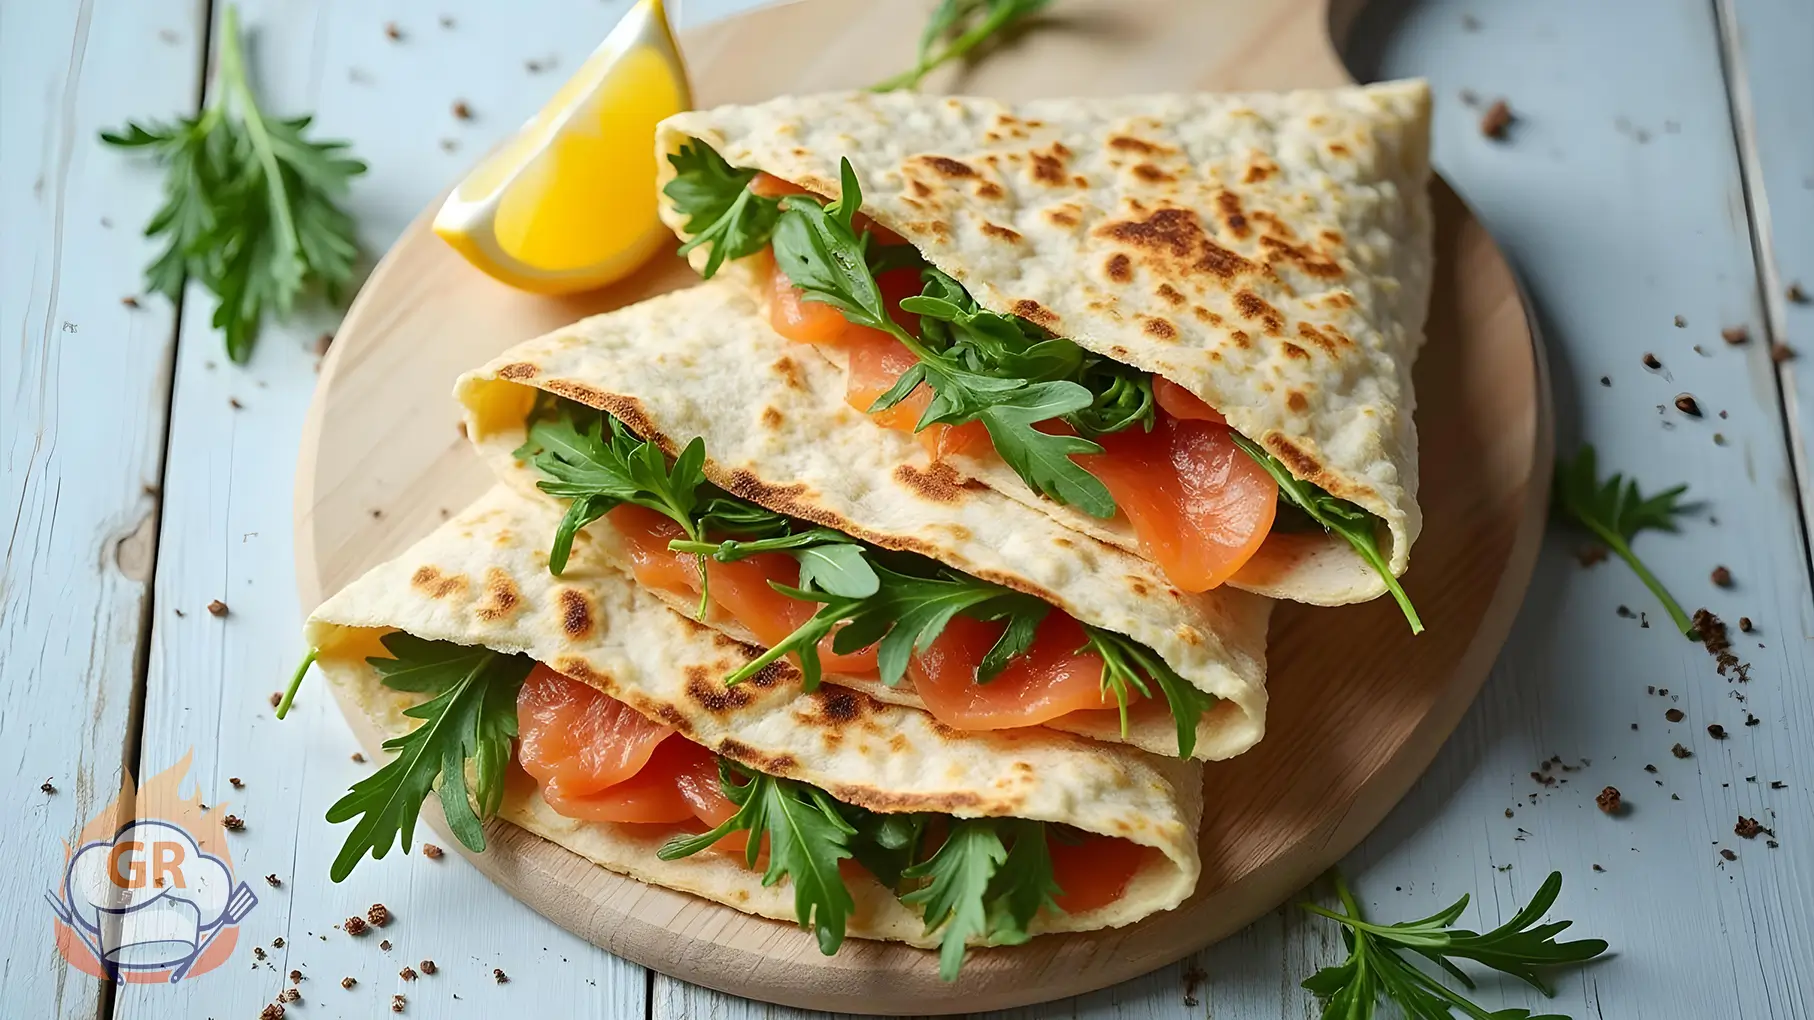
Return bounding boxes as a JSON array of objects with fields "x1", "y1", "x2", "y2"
[
  {"x1": 306, "y1": 486, "x2": 1202, "y2": 943},
  {"x1": 457, "y1": 278, "x2": 1273, "y2": 761},
  {"x1": 655, "y1": 82, "x2": 1433, "y2": 605}
]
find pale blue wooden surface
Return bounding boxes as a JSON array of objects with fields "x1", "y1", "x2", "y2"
[{"x1": 3, "y1": 1, "x2": 1811, "y2": 1018}]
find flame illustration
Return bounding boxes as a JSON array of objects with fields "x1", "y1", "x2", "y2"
[{"x1": 53, "y1": 751, "x2": 244, "y2": 983}]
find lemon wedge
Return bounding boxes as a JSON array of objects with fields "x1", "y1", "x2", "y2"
[{"x1": 434, "y1": 0, "x2": 690, "y2": 294}]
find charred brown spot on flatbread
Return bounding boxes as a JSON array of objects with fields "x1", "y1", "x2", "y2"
[
  {"x1": 1297, "y1": 322, "x2": 1341, "y2": 356},
  {"x1": 1268, "y1": 435, "x2": 1323, "y2": 480},
  {"x1": 410, "y1": 565, "x2": 468, "y2": 600},
  {"x1": 1215, "y1": 192, "x2": 1251, "y2": 239},
  {"x1": 1013, "y1": 299, "x2": 1059, "y2": 328},
  {"x1": 1109, "y1": 345, "x2": 1130, "y2": 357},
  {"x1": 1029, "y1": 149, "x2": 1066, "y2": 185},
  {"x1": 920, "y1": 155, "x2": 977, "y2": 179},
  {"x1": 1052, "y1": 535, "x2": 1074, "y2": 549},
  {"x1": 1193, "y1": 306, "x2": 1220, "y2": 325},
  {"x1": 887, "y1": 733, "x2": 910, "y2": 753},
  {"x1": 893, "y1": 461, "x2": 973, "y2": 503},
  {"x1": 1175, "y1": 624, "x2": 1203, "y2": 647},
  {"x1": 1322, "y1": 292, "x2": 1356, "y2": 310},
  {"x1": 1097, "y1": 208, "x2": 1254, "y2": 282},
  {"x1": 495, "y1": 362, "x2": 538, "y2": 381},
  {"x1": 1107, "y1": 135, "x2": 1171, "y2": 155},
  {"x1": 1128, "y1": 576, "x2": 1151, "y2": 597},
  {"x1": 747, "y1": 659, "x2": 796, "y2": 689},
  {"x1": 976, "y1": 181, "x2": 1004, "y2": 200},
  {"x1": 1282, "y1": 341, "x2": 1311, "y2": 360},
  {"x1": 685, "y1": 667, "x2": 753, "y2": 714},
  {"x1": 1243, "y1": 157, "x2": 1279, "y2": 183},
  {"x1": 908, "y1": 220, "x2": 951, "y2": 240},
  {"x1": 910, "y1": 179, "x2": 932, "y2": 198},
  {"x1": 1155, "y1": 283, "x2": 1185, "y2": 307},
  {"x1": 981, "y1": 222, "x2": 1022, "y2": 243},
  {"x1": 475, "y1": 567, "x2": 521, "y2": 621},
  {"x1": 1261, "y1": 235, "x2": 1344, "y2": 279},
  {"x1": 722, "y1": 469, "x2": 810, "y2": 508},
  {"x1": 1132, "y1": 163, "x2": 1174, "y2": 183},
  {"x1": 1143, "y1": 317, "x2": 1178, "y2": 341},
  {"x1": 1250, "y1": 210, "x2": 1296, "y2": 241},
  {"x1": 718, "y1": 738, "x2": 798, "y2": 775},
  {"x1": 1327, "y1": 141, "x2": 1351, "y2": 158},
  {"x1": 654, "y1": 704, "x2": 687, "y2": 729},
  {"x1": 832, "y1": 785, "x2": 989, "y2": 815},
  {"x1": 1046, "y1": 205, "x2": 1081, "y2": 228},
  {"x1": 1228, "y1": 329, "x2": 1251, "y2": 350},
  {"x1": 1234, "y1": 290, "x2": 1285, "y2": 334},
  {"x1": 760, "y1": 406, "x2": 784, "y2": 429},
  {"x1": 552, "y1": 656, "x2": 612, "y2": 692},
  {"x1": 770, "y1": 356, "x2": 804, "y2": 390},
  {"x1": 556, "y1": 588, "x2": 593, "y2": 640},
  {"x1": 1287, "y1": 390, "x2": 1309, "y2": 413},
  {"x1": 810, "y1": 686, "x2": 873, "y2": 726},
  {"x1": 1105, "y1": 253, "x2": 1132, "y2": 283}
]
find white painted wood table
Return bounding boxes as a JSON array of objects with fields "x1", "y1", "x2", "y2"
[{"x1": 4, "y1": 1, "x2": 1810, "y2": 1017}]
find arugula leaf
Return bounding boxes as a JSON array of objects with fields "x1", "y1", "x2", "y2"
[
  {"x1": 1231, "y1": 433, "x2": 1423, "y2": 635},
  {"x1": 771, "y1": 161, "x2": 1116, "y2": 518},
  {"x1": 1301, "y1": 870, "x2": 1607, "y2": 1020},
  {"x1": 845, "y1": 809, "x2": 927, "y2": 889},
  {"x1": 322, "y1": 634, "x2": 533, "y2": 881},
  {"x1": 656, "y1": 763, "x2": 858, "y2": 954},
  {"x1": 872, "y1": 0, "x2": 1054, "y2": 93},
  {"x1": 669, "y1": 528, "x2": 881, "y2": 600},
  {"x1": 902, "y1": 818, "x2": 1060, "y2": 980},
  {"x1": 101, "y1": 4, "x2": 364, "y2": 363},
  {"x1": 1078, "y1": 625, "x2": 1213, "y2": 758},
  {"x1": 665, "y1": 139, "x2": 782, "y2": 279},
  {"x1": 1552, "y1": 445, "x2": 1694, "y2": 638}
]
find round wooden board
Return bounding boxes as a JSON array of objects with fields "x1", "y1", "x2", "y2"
[{"x1": 294, "y1": 0, "x2": 1551, "y2": 1012}]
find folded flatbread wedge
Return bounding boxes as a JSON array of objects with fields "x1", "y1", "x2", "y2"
[
  {"x1": 303, "y1": 486, "x2": 1202, "y2": 976},
  {"x1": 456, "y1": 279, "x2": 1272, "y2": 762},
  {"x1": 652, "y1": 83, "x2": 1433, "y2": 629}
]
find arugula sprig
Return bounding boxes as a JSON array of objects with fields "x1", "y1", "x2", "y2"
[
  {"x1": 1552, "y1": 445, "x2": 1694, "y2": 638},
  {"x1": 665, "y1": 140, "x2": 781, "y2": 279},
  {"x1": 658, "y1": 762, "x2": 859, "y2": 954},
  {"x1": 1302, "y1": 870, "x2": 1608, "y2": 1020},
  {"x1": 101, "y1": 4, "x2": 364, "y2": 363},
  {"x1": 1078, "y1": 626, "x2": 1213, "y2": 757},
  {"x1": 773, "y1": 160, "x2": 1117, "y2": 518},
  {"x1": 902, "y1": 818, "x2": 1063, "y2": 981},
  {"x1": 321, "y1": 634, "x2": 533, "y2": 882},
  {"x1": 871, "y1": 0, "x2": 1054, "y2": 93},
  {"x1": 513, "y1": 397, "x2": 786, "y2": 616},
  {"x1": 1230, "y1": 433, "x2": 1423, "y2": 635}
]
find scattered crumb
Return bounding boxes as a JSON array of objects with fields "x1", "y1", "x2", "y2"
[
  {"x1": 269, "y1": 692, "x2": 282, "y2": 708},
  {"x1": 370, "y1": 508, "x2": 384, "y2": 519},
  {"x1": 1644, "y1": 764, "x2": 1658, "y2": 773},
  {"x1": 493, "y1": 968, "x2": 509, "y2": 984},
  {"x1": 380, "y1": 939, "x2": 393, "y2": 951},
  {"x1": 440, "y1": 15, "x2": 456, "y2": 28},
  {"x1": 367, "y1": 903, "x2": 391, "y2": 928},
  {"x1": 1789, "y1": 281, "x2": 1808, "y2": 303},
  {"x1": 1181, "y1": 963, "x2": 1205, "y2": 1007},
  {"x1": 351, "y1": 752, "x2": 366, "y2": 763},
  {"x1": 1596, "y1": 786, "x2": 1622, "y2": 814},
  {"x1": 1480, "y1": 99, "x2": 1513, "y2": 139},
  {"x1": 265, "y1": 873, "x2": 282, "y2": 887},
  {"x1": 275, "y1": 939, "x2": 286, "y2": 950},
  {"x1": 230, "y1": 777, "x2": 243, "y2": 789},
  {"x1": 281, "y1": 989, "x2": 301, "y2": 1003},
  {"x1": 1721, "y1": 325, "x2": 1749, "y2": 345},
  {"x1": 1711, "y1": 565, "x2": 1733, "y2": 588},
  {"x1": 1735, "y1": 816, "x2": 1770, "y2": 839},
  {"x1": 440, "y1": 138, "x2": 460, "y2": 153},
  {"x1": 384, "y1": 22, "x2": 402, "y2": 40},
  {"x1": 254, "y1": 947, "x2": 267, "y2": 960},
  {"x1": 1600, "y1": 375, "x2": 1611, "y2": 387},
  {"x1": 1707, "y1": 723, "x2": 1728, "y2": 739},
  {"x1": 452, "y1": 100, "x2": 472, "y2": 120},
  {"x1": 121, "y1": 295, "x2": 140, "y2": 308},
  {"x1": 393, "y1": 994, "x2": 407, "y2": 1013},
  {"x1": 1460, "y1": 88, "x2": 1480, "y2": 106},
  {"x1": 1739, "y1": 617, "x2": 1753, "y2": 632},
  {"x1": 420, "y1": 959, "x2": 437, "y2": 975},
  {"x1": 207, "y1": 599, "x2": 229, "y2": 617},
  {"x1": 1692, "y1": 609, "x2": 1750, "y2": 681},
  {"x1": 421, "y1": 843, "x2": 443, "y2": 859},
  {"x1": 1746, "y1": 713, "x2": 1761, "y2": 726},
  {"x1": 342, "y1": 977, "x2": 357, "y2": 990},
  {"x1": 456, "y1": 421, "x2": 468, "y2": 439},
  {"x1": 1673, "y1": 316, "x2": 1686, "y2": 329},
  {"x1": 1666, "y1": 708, "x2": 1685, "y2": 723},
  {"x1": 1675, "y1": 393, "x2": 1702, "y2": 417},
  {"x1": 41, "y1": 779, "x2": 55, "y2": 794},
  {"x1": 1617, "y1": 605, "x2": 1635, "y2": 618},
  {"x1": 1672, "y1": 743, "x2": 1693, "y2": 759},
  {"x1": 1773, "y1": 342, "x2": 1797, "y2": 363},
  {"x1": 344, "y1": 916, "x2": 369, "y2": 937},
  {"x1": 400, "y1": 967, "x2": 417, "y2": 981},
  {"x1": 223, "y1": 814, "x2": 244, "y2": 831},
  {"x1": 1505, "y1": 808, "x2": 1514, "y2": 818},
  {"x1": 229, "y1": 397, "x2": 243, "y2": 410},
  {"x1": 1593, "y1": 863, "x2": 1605, "y2": 872},
  {"x1": 1721, "y1": 848, "x2": 1737, "y2": 861},
  {"x1": 261, "y1": 1004, "x2": 285, "y2": 1020},
  {"x1": 1576, "y1": 544, "x2": 1608, "y2": 567}
]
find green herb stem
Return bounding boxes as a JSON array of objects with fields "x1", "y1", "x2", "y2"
[
  {"x1": 1582, "y1": 522, "x2": 1695, "y2": 637},
  {"x1": 276, "y1": 647, "x2": 316, "y2": 720}
]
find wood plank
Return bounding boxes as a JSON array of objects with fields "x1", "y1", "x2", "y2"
[
  {"x1": 656, "y1": 0, "x2": 1814, "y2": 1016},
  {"x1": 107, "y1": 2, "x2": 651, "y2": 1018},
  {"x1": 0, "y1": 2, "x2": 203, "y2": 1017}
]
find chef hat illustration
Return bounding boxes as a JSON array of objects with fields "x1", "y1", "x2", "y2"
[{"x1": 66, "y1": 820, "x2": 234, "y2": 969}]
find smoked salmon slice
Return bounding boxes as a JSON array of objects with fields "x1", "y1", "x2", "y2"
[
  {"x1": 1082, "y1": 417, "x2": 1277, "y2": 592},
  {"x1": 1049, "y1": 831, "x2": 1151, "y2": 914},
  {"x1": 908, "y1": 614, "x2": 1121, "y2": 730},
  {"x1": 1151, "y1": 376, "x2": 1226, "y2": 424}
]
